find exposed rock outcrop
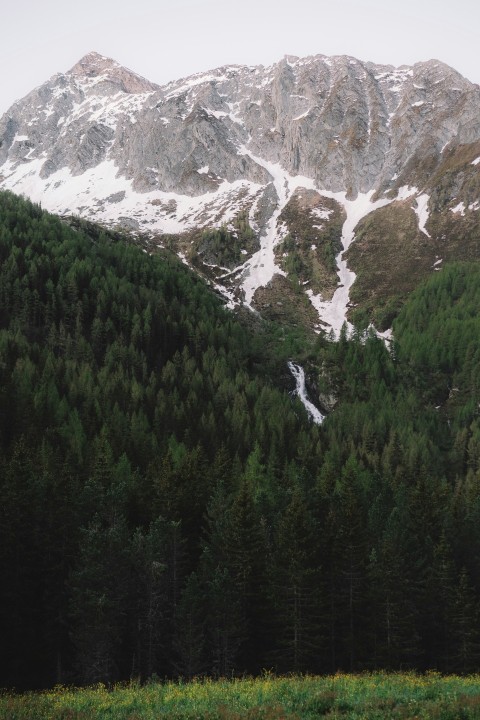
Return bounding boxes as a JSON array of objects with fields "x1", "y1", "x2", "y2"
[{"x1": 1, "y1": 51, "x2": 479, "y2": 328}]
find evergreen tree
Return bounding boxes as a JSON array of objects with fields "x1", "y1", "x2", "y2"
[
  {"x1": 328, "y1": 457, "x2": 370, "y2": 671},
  {"x1": 368, "y1": 509, "x2": 422, "y2": 670},
  {"x1": 69, "y1": 515, "x2": 130, "y2": 683},
  {"x1": 450, "y1": 569, "x2": 480, "y2": 673},
  {"x1": 269, "y1": 486, "x2": 322, "y2": 672},
  {"x1": 173, "y1": 572, "x2": 207, "y2": 678}
]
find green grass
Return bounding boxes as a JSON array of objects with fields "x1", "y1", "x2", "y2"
[{"x1": 2, "y1": 673, "x2": 480, "y2": 719}]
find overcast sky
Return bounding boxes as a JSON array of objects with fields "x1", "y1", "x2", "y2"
[{"x1": 1, "y1": 0, "x2": 478, "y2": 115}]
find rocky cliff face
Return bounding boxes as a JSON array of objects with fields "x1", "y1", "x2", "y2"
[{"x1": 1, "y1": 51, "x2": 479, "y2": 332}]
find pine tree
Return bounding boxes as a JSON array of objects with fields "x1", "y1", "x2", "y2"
[
  {"x1": 0, "y1": 439, "x2": 44, "y2": 687},
  {"x1": 222, "y1": 481, "x2": 270, "y2": 672},
  {"x1": 328, "y1": 456, "x2": 370, "y2": 671},
  {"x1": 173, "y1": 572, "x2": 207, "y2": 678},
  {"x1": 129, "y1": 520, "x2": 168, "y2": 680},
  {"x1": 368, "y1": 510, "x2": 422, "y2": 670},
  {"x1": 424, "y1": 534, "x2": 457, "y2": 671},
  {"x1": 269, "y1": 486, "x2": 322, "y2": 672},
  {"x1": 69, "y1": 515, "x2": 130, "y2": 683},
  {"x1": 450, "y1": 568, "x2": 480, "y2": 673},
  {"x1": 205, "y1": 565, "x2": 245, "y2": 677},
  {"x1": 200, "y1": 479, "x2": 269, "y2": 674}
]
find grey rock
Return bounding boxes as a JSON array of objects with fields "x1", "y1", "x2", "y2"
[
  {"x1": 2, "y1": 51, "x2": 479, "y2": 201},
  {"x1": 106, "y1": 191, "x2": 126, "y2": 203},
  {"x1": 1, "y1": 51, "x2": 479, "y2": 314},
  {"x1": 116, "y1": 216, "x2": 140, "y2": 231}
]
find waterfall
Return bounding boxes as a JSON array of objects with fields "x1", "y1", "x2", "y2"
[{"x1": 288, "y1": 361, "x2": 324, "y2": 425}]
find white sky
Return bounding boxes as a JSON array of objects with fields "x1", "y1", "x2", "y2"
[{"x1": 1, "y1": 0, "x2": 479, "y2": 116}]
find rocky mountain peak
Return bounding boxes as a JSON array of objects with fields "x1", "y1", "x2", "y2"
[
  {"x1": 0, "y1": 51, "x2": 479, "y2": 332},
  {"x1": 68, "y1": 51, "x2": 117, "y2": 77},
  {"x1": 67, "y1": 51, "x2": 160, "y2": 94}
]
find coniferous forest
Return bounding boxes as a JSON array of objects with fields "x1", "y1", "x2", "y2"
[{"x1": 1, "y1": 189, "x2": 480, "y2": 690}]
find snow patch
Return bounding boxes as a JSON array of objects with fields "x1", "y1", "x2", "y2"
[
  {"x1": 307, "y1": 190, "x2": 392, "y2": 338},
  {"x1": 293, "y1": 109, "x2": 311, "y2": 121},
  {"x1": 165, "y1": 72, "x2": 228, "y2": 99},
  {"x1": 396, "y1": 187, "x2": 431, "y2": 236},
  {"x1": 397, "y1": 185, "x2": 418, "y2": 201},
  {"x1": 452, "y1": 200, "x2": 480, "y2": 214},
  {"x1": 207, "y1": 109, "x2": 228, "y2": 120},
  {"x1": 413, "y1": 193, "x2": 431, "y2": 237},
  {"x1": 451, "y1": 201, "x2": 466, "y2": 216},
  {"x1": 0, "y1": 157, "x2": 262, "y2": 236},
  {"x1": 213, "y1": 282, "x2": 237, "y2": 309},
  {"x1": 377, "y1": 327, "x2": 393, "y2": 342},
  {"x1": 224, "y1": 102, "x2": 245, "y2": 126},
  {"x1": 472, "y1": 156, "x2": 480, "y2": 166},
  {"x1": 311, "y1": 207, "x2": 333, "y2": 221},
  {"x1": 235, "y1": 147, "x2": 315, "y2": 307}
]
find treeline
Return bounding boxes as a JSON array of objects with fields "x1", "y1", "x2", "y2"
[{"x1": 1, "y1": 190, "x2": 480, "y2": 689}]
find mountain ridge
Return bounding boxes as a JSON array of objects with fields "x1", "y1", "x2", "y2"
[
  {"x1": 66, "y1": 50, "x2": 161, "y2": 94},
  {"x1": 0, "y1": 50, "x2": 479, "y2": 332}
]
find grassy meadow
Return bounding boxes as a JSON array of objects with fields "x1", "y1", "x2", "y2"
[{"x1": 2, "y1": 673, "x2": 480, "y2": 720}]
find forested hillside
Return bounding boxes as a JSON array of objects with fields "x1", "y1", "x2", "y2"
[{"x1": 1, "y1": 190, "x2": 480, "y2": 690}]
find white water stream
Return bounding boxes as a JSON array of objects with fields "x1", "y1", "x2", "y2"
[{"x1": 288, "y1": 361, "x2": 325, "y2": 425}]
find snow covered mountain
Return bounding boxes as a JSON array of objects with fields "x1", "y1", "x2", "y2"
[{"x1": 1, "y1": 51, "x2": 480, "y2": 333}]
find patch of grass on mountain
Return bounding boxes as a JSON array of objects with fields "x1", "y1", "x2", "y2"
[
  {"x1": 276, "y1": 190, "x2": 343, "y2": 298},
  {"x1": 157, "y1": 211, "x2": 259, "y2": 281},
  {"x1": 253, "y1": 273, "x2": 320, "y2": 337},
  {"x1": 427, "y1": 151, "x2": 480, "y2": 260},
  {"x1": 430, "y1": 140, "x2": 480, "y2": 191},
  {"x1": 428, "y1": 142, "x2": 480, "y2": 214},
  {"x1": 351, "y1": 142, "x2": 480, "y2": 329},
  {"x1": 191, "y1": 211, "x2": 259, "y2": 270},
  {"x1": 429, "y1": 206, "x2": 480, "y2": 264},
  {"x1": 347, "y1": 202, "x2": 439, "y2": 329}
]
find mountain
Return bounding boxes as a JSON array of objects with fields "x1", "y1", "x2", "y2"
[{"x1": 1, "y1": 51, "x2": 480, "y2": 333}]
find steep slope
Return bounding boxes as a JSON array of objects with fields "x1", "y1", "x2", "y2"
[{"x1": 1, "y1": 52, "x2": 479, "y2": 332}]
